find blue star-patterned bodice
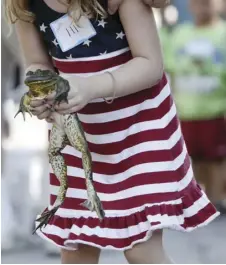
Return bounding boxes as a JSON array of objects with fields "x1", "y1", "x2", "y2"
[{"x1": 29, "y1": 0, "x2": 129, "y2": 59}]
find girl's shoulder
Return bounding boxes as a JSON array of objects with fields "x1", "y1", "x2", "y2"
[{"x1": 29, "y1": 0, "x2": 129, "y2": 59}]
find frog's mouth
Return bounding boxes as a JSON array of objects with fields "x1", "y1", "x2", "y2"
[
  {"x1": 25, "y1": 79, "x2": 56, "y2": 98},
  {"x1": 25, "y1": 76, "x2": 54, "y2": 85}
]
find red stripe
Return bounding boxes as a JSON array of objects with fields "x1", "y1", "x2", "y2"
[
  {"x1": 50, "y1": 192, "x2": 182, "y2": 210},
  {"x1": 53, "y1": 51, "x2": 132, "y2": 74},
  {"x1": 48, "y1": 205, "x2": 183, "y2": 230},
  {"x1": 182, "y1": 203, "x2": 217, "y2": 228},
  {"x1": 79, "y1": 74, "x2": 167, "y2": 115},
  {"x1": 60, "y1": 137, "x2": 184, "y2": 176},
  {"x1": 50, "y1": 154, "x2": 191, "y2": 193},
  {"x1": 51, "y1": 155, "x2": 191, "y2": 193},
  {"x1": 79, "y1": 95, "x2": 173, "y2": 135},
  {"x1": 42, "y1": 230, "x2": 150, "y2": 249},
  {"x1": 49, "y1": 114, "x2": 181, "y2": 155},
  {"x1": 50, "y1": 174, "x2": 201, "y2": 212},
  {"x1": 85, "y1": 116, "x2": 179, "y2": 154}
]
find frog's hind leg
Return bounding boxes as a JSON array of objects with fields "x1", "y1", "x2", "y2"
[
  {"x1": 64, "y1": 114, "x2": 105, "y2": 221},
  {"x1": 33, "y1": 124, "x2": 69, "y2": 234}
]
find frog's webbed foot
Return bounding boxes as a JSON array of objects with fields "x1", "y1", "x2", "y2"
[
  {"x1": 80, "y1": 193, "x2": 105, "y2": 221},
  {"x1": 14, "y1": 93, "x2": 32, "y2": 121},
  {"x1": 80, "y1": 176, "x2": 105, "y2": 221},
  {"x1": 32, "y1": 205, "x2": 60, "y2": 234},
  {"x1": 53, "y1": 77, "x2": 70, "y2": 106}
]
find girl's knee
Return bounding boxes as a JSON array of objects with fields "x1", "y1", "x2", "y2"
[{"x1": 61, "y1": 244, "x2": 100, "y2": 264}]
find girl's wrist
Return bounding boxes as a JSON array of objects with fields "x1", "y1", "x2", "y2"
[{"x1": 80, "y1": 73, "x2": 114, "y2": 101}]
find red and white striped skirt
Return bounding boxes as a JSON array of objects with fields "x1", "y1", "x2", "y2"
[{"x1": 36, "y1": 48, "x2": 219, "y2": 250}]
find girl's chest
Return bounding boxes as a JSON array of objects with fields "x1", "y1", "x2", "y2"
[{"x1": 32, "y1": 1, "x2": 129, "y2": 59}]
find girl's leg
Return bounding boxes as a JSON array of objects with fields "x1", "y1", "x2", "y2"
[
  {"x1": 192, "y1": 160, "x2": 210, "y2": 192},
  {"x1": 193, "y1": 159, "x2": 226, "y2": 204},
  {"x1": 61, "y1": 244, "x2": 101, "y2": 264},
  {"x1": 208, "y1": 159, "x2": 226, "y2": 204},
  {"x1": 124, "y1": 230, "x2": 172, "y2": 264}
]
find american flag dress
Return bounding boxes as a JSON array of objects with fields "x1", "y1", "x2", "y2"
[{"x1": 30, "y1": 0, "x2": 219, "y2": 250}]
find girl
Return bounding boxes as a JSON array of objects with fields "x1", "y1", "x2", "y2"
[{"x1": 6, "y1": 0, "x2": 219, "y2": 263}]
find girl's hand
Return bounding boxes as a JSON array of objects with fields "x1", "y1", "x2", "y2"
[
  {"x1": 46, "y1": 77, "x2": 92, "y2": 115},
  {"x1": 30, "y1": 99, "x2": 54, "y2": 122}
]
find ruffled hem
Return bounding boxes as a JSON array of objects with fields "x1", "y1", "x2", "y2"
[
  {"x1": 36, "y1": 212, "x2": 219, "y2": 251},
  {"x1": 35, "y1": 185, "x2": 220, "y2": 251}
]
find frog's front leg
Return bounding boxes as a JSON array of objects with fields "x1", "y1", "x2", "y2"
[
  {"x1": 14, "y1": 92, "x2": 32, "y2": 121},
  {"x1": 33, "y1": 124, "x2": 69, "y2": 233},
  {"x1": 53, "y1": 77, "x2": 70, "y2": 106}
]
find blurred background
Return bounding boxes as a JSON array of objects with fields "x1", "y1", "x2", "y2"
[{"x1": 1, "y1": 0, "x2": 226, "y2": 264}]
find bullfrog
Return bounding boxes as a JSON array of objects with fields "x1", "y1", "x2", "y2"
[{"x1": 15, "y1": 69, "x2": 105, "y2": 233}]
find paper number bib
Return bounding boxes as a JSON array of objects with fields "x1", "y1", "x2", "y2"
[{"x1": 50, "y1": 14, "x2": 97, "y2": 52}]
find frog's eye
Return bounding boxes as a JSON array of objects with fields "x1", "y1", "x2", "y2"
[
  {"x1": 26, "y1": 71, "x2": 33, "y2": 76},
  {"x1": 36, "y1": 69, "x2": 42, "y2": 75}
]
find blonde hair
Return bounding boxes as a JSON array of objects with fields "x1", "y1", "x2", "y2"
[{"x1": 5, "y1": 0, "x2": 107, "y2": 24}]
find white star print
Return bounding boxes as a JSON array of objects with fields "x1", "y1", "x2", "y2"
[
  {"x1": 83, "y1": 40, "x2": 92, "y2": 47},
  {"x1": 52, "y1": 39, "x2": 58, "y2": 46},
  {"x1": 66, "y1": 54, "x2": 73, "y2": 59},
  {"x1": 100, "y1": 51, "x2": 107, "y2": 55},
  {"x1": 98, "y1": 19, "x2": 107, "y2": 28},
  {"x1": 116, "y1": 31, "x2": 125, "y2": 40},
  {"x1": 40, "y1": 23, "x2": 47, "y2": 32}
]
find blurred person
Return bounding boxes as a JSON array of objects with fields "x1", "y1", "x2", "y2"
[
  {"x1": 222, "y1": 0, "x2": 226, "y2": 18},
  {"x1": 6, "y1": 0, "x2": 218, "y2": 264},
  {"x1": 163, "y1": 0, "x2": 226, "y2": 212}
]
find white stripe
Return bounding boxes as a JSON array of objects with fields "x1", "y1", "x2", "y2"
[
  {"x1": 50, "y1": 144, "x2": 190, "y2": 184},
  {"x1": 40, "y1": 193, "x2": 213, "y2": 240},
  {"x1": 84, "y1": 103, "x2": 177, "y2": 144},
  {"x1": 48, "y1": 100, "x2": 177, "y2": 144},
  {"x1": 49, "y1": 199, "x2": 183, "y2": 218},
  {"x1": 52, "y1": 47, "x2": 130, "y2": 62},
  {"x1": 77, "y1": 83, "x2": 170, "y2": 124},
  {"x1": 183, "y1": 192, "x2": 210, "y2": 218},
  {"x1": 50, "y1": 164, "x2": 193, "y2": 202},
  {"x1": 62, "y1": 126, "x2": 182, "y2": 164},
  {"x1": 59, "y1": 64, "x2": 122, "y2": 78}
]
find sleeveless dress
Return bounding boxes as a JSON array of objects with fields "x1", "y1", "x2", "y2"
[{"x1": 30, "y1": 0, "x2": 219, "y2": 250}]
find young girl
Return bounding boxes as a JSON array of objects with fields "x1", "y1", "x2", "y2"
[{"x1": 6, "y1": 0, "x2": 219, "y2": 263}]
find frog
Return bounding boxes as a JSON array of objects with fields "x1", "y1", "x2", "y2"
[{"x1": 15, "y1": 69, "x2": 105, "y2": 233}]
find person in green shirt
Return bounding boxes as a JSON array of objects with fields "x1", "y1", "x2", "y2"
[{"x1": 163, "y1": 0, "x2": 226, "y2": 211}]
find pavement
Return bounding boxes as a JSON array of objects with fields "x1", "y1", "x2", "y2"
[{"x1": 2, "y1": 216, "x2": 226, "y2": 264}]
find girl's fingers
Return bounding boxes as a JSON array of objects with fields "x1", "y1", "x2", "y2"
[
  {"x1": 45, "y1": 117, "x2": 55, "y2": 123},
  {"x1": 37, "y1": 109, "x2": 52, "y2": 120},
  {"x1": 30, "y1": 104, "x2": 49, "y2": 115},
  {"x1": 45, "y1": 92, "x2": 56, "y2": 101},
  {"x1": 30, "y1": 99, "x2": 45, "y2": 107},
  {"x1": 108, "y1": 0, "x2": 122, "y2": 14},
  {"x1": 54, "y1": 98, "x2": 79, "y2": 111}
]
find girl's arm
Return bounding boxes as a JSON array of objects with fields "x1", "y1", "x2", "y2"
[
  {"x1": 108, "y1": 0, "x2": 170, "y2": 14},
  {"x1": 55, "y1": 0, "x2": 163, "y2": 113},
  {"x1": 15, "y1": 20, "x2": 54, "y2": 71},
  {"x1": 15, "y1": 20, "x2": 54, "y2": 120}
]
